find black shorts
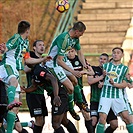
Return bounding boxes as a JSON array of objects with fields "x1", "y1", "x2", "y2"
[
  {"x1": 107, "y1": 109, "x2": 117, "y2": 124},
  {"x1": 90, "y1": 101, "x2": 99, "y2": 117},
  {"x1": 50, "y1": 85, "x2": 68, "y2": 116},
  {"x1": 26, "y1": 93, "x2": 48, "y2": 117},
  {"x1": 0, "y1": 80, "x2": 7, "y2": 123},
  {"x1": 90, "y1": 102, "x2": 117, "y2": 123}
]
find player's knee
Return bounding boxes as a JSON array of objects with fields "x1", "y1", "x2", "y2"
[
  {"x1": 92, "y1": 118, "x2": 98, "y2": 126},
  {"x1": 52, "y1": 122, "x2": 60, "y2": 129},
  {"x1": 11, "y1": 107, "x2": 19, "y2": 114},
  {"x1": 14, "y1": 122, "x2": 23, "y2": 132},
  {"x1": 35, "y1": 116, "x2": 44, "y2": 126},
  {"x1": 9, "y1": 77, "x2": 18, "y2": 87},
  {"x1": 99, "y1": 115, "x2": 106, "y2": 124},
  {"x1": 110, "y1": 120, "x2": 118, "y2": 129}
]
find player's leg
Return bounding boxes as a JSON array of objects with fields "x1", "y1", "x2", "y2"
[
  {"x1": 112, "y1": 98, "x2": 133, "y2": 133},
  {"x1": 76, "y1": 89, "x2": 92, "y2": 132},
  {"x1": 50, "y1": 91, "x2": 67, "y2": 133},
  {"x1": 68, "y1": 74, "x2": 89, "y2": 112},
  {"x1": 64, "y1": 60, "x2": 89, "y2": 112},
  {"x1": 96, "y1": 98, "x2": 111, "y2": 133},
  {"x1": 89, "y1": 102, "x2": 99, "y2": 133},
  {"x1": 0, "y1": 64, "x2": 22, "y2": 133},
  {"x1": 105, "y1": 109, "x2": 118, "y2": 133},
  {"x1": 61, "y1": 112, "x2": 78, "y2": 133},
  {"x1": 26, "y1": 93, "x2": 48, "y2": 133},
  {"x1": 50, "y1": 66, "x2": 80, "y2": 120}
]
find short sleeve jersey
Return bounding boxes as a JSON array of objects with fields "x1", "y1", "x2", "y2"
[
  {"x1": 90, "y1": 66, "x2": 103, "y2": 102},
  {"x1": 101, "y1": 62, "x2": 128, "y2": 98},
  {"x1": 48, "y1": 32, "x2": 81, "y2": 67},
  {"x1": 1, "y1": 33, "x2": 29, "y2": 70}
]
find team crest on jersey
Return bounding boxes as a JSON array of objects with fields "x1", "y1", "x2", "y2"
[
  {"x1": 107, "y1": 71, "x2": 118, "y2": 79},
  {"x1": 75, "y1": 61, "x2": 79, "y2": 66}
]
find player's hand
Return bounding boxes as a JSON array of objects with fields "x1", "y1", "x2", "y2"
[
  {"x1": 0, "y1": 43, "x2": 6, "y2": 54},
  {"x1": 20, "y1": 86, "x2": 26, "y2": 93},
  {"x1": 42, "y1": 56, "x2": 52, "y2": 63},
  {"x1": 127, "y1": 83, "x2": 133, "y2": 89},
  {"x1": 98, "y1": 81, "x2": 103, "y2": 88},
  {"x1": 102, "y1": 70, "x2": 107, "y2": 77},
  {"x1": 109, "y1": 78, "x2": 114, "y2": 85},
  {"x1": 72, "y1": 70, "x2": 81, "y2": 78},
  {"x1": 53, "y1": 96, "x2": 61, "y2": 106}
]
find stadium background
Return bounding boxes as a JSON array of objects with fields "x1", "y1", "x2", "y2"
[{"x1": 0, "y1": 0, "x2": 133, "y2": 132}]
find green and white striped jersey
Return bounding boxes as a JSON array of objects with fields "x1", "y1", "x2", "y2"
[
  {"x1": 101, "y1": 62, "x2": 128, "y2": 98},
  {"x1": 1, "y1": 33, "x2": 29, "y2": 70},
  {"x1": 46, "y1": 31, "x2": 81, "y2": 67}
]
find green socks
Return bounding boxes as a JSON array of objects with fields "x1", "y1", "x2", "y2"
[
  {"x1": 68, "y1": 93, "x2": 74, "y2": 111},
  {"x1": 7, "y1": 111, "x2": 16, "y2": 133},
  {"x1": 126, "y1": 123, "x2": 133, "y2": 133},
  {"x1": 7, "y1": 86, "x2": 16, "y2": 104},
  {"x1": 74, "y1": 85, "x2": 83, "y2": 103},
  {"x1": 96, "y1": 123, "x2": 104, "y2": 133}
]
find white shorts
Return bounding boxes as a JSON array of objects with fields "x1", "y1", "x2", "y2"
[
  {"x1": 46, "y1": 59, "x2": 73, "y2": 83},
  {"x1": 0, "y1": 64, "x2": 19, "y2": 84},
  {"x1": 124, "y1": 98, "x2": 133, "y2": 115},
  {"x1": 98, "y1": 97, "x2": 128, "y2": 115},
  {"x1": 63, "y1": 60, "x2": 73, "y2": 76}
]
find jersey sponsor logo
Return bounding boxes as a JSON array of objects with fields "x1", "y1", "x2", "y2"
[
  {"x1": 107, "y1": 71, "x2": 118, "y2": 79},
  {"x1": 40, "y1": 71, "x2": 46, "y2": 77}
]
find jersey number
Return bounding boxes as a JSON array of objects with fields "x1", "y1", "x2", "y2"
[{"x1": 57, "y1": 71, "x2": 64, "y2": 78}]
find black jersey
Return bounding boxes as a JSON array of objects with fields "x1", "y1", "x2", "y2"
[
  {"x1": 67, "y1": 55, "x2": 83, "y2": 88},
  {"x1": 90, "y1": 66, "x2": 103, "y2": 102}
]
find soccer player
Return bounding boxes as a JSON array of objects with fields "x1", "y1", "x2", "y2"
[
  {"x1": 67, "y1": 47, "x2": 93, "y2": 132},
  {"x1": 24, "y1": 40, "x2": 61, "y2": 133},
  {"x1": 0, "y1": 21, "x2": 51, "y2": 133},
  {"x1": 96, "y1": 47, "x2": 133, "y2": 133},
  {"x1": 46, "y1": 21, "x2": 93, "y2": 119},
  {"x1": 88, "y1": 53, "x2": 118, "y2": 133},
  {"x1": 24, "y1": 69, "x2": 78, "y2": 133}
]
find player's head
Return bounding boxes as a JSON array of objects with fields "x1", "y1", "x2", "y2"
[
  {"x1": 33, "y1": 40, "x2": 45, "y2": 55},
  {"x1": 67, "y1": 48, "x2": 76, "y2": 59},
  {"x1": 18, "y1": 20, "x2": 30, "y2": 38},
  {"x1": 72, "y1": 21, "x2": 86, "y2": 39},
  {"x1": 112, "y1": 47, "x2": 124, "y2": 62},
  {"x1": 99, "y1": 53, "x2": 109, "y2": 66}
]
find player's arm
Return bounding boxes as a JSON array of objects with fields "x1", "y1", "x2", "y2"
[
  {"x1": 88, "y1": 75, "x2": 105, "y2": 85},
  {"x1": 77, "y1": 49, "x2": 88, "y2": 69},
  {"x1": 109, "y1": 78, "x2": 127, "y2": 89},
  {"x1": 24, "y1": 52, "x2": 52, "y2": 65},
  {"x1": 45, "y1": 73, "x2": 61, "y2": 106},
  {"x1": 57, "y1": 55, "x2": 81, "y2": 78}
]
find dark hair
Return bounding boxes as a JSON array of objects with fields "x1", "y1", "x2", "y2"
[
  {"x1": 18, "y1": 20, "x2": 30, "y2": 34},
  {"x1": 72, "y1": 21, "x2": 86, "y2": 32},
  {"x1": 100, "y1": 53, "x2": 109, "y2": 59},
  {"x1": 33, "y1": 40, "x2": 43, "y2": 47},
  {"x1": 112, "y1": 47, "x2": 124, "y2": 53}
]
